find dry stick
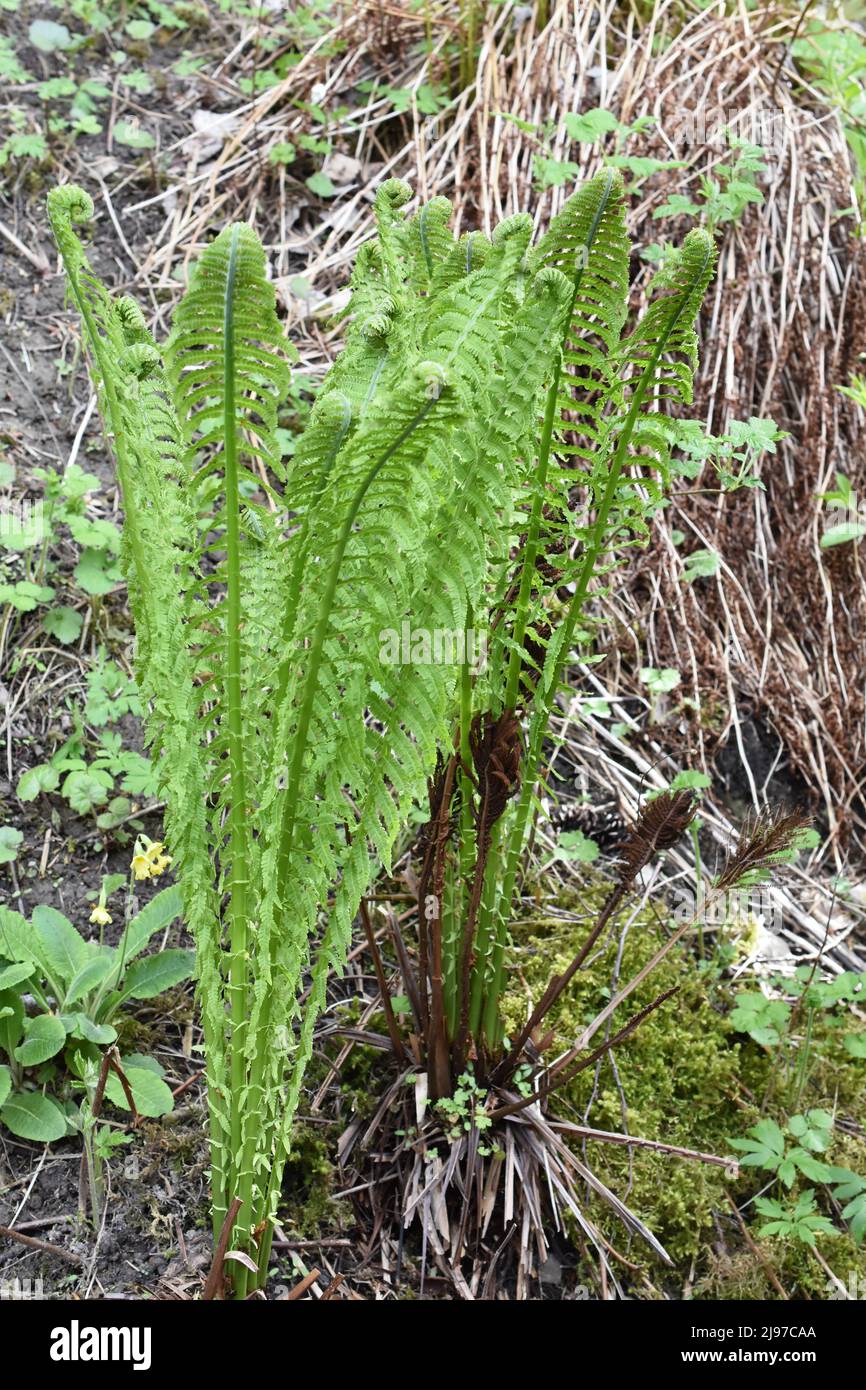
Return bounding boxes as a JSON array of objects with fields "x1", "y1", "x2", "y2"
[
  {"x1": 490, "y1": 986, "x2": 679, "y2": 1121},
  {"x1": 725, "y1": 1193, "x2": 789, "y2": 1300},
  {"x1": 426, "y1": 755, "x2": 457, "y2": 1099},
  {"x1": 537, "y1": 1121, "x2": 733, "y2": 1171},
  {"x1": 320, "y1": 1273, "x2": 345, "y2": 1300},
  {"x1": 493, "y1": 879, "x2": 628, "y2": 1085},
  {"x1": 386, "y1": 909, "x2": 424, "y2": 1036},
  {"x1": 78, "y1": 1046, "x2": 139, "y2": 1219},
  {"x1": 285, "y1": 1267, "x2": 321, "y2": 1301},
  {"x1": 0, "y1": 1225, "x2": 82, "y2": 1267},
  {"x1": 360, "y1": 899, "x2": 407, "y2": 1064},
  {"x1": 415, "y1": 756, "x2": 457, "y2": 1037},
  {"x1": 202, "y1": 1196, "x2": 243, "y2": 1301}
]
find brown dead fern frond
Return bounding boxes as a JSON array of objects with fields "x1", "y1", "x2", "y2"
[
  {"x1": 715, "y1": 810, "x2": 812, "y2": 892},
  {"x1": 615, "y1": 789, "x2": 698, "y2": 889}
]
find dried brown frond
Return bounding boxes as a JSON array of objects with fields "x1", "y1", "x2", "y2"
[
  {"x1": 715, "y1": 810, "x2": 812, "y2": 892},
  {"x1": 469, "y1": 710, "x2": 521, "y2": 848},
  {"x1": 615, "y1": 789, "x2": 697, "y2": 888}
]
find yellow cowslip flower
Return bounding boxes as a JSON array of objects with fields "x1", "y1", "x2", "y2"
[
  {"x1": 131, "y1": 836, "x2": 172, "y2": 880},
  {"x1": 89, "y1": 904, "x2": 112, "y2": 927},
  {"x1": 132, "y1": 852, "x2": 152, "y2": 881},
  {"x1": 144, "y1": 840, "x2": 172, "y2": 877}
]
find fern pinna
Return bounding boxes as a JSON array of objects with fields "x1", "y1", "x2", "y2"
[{"x1": 47, "y1": 179, "x2": 575, "y2": 1294}]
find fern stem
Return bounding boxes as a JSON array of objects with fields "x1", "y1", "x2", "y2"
[{"x1": 221, "y1": 226, "x2": 254, "y2": 1294}]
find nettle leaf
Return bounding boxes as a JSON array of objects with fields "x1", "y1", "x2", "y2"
[
  {"x1": 1, "y1": 1089, "x2": 67, "y2": 1141},
  {"x1": 122, "y1": 948, "x2": 195, "y2": 1000},
  {"x1": 14, "y1": 1013, "x2": 67, "y2": 1066}
]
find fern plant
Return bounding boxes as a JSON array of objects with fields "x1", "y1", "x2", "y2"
[
  {"x1": 48, "y1": 178, "x2": 581, "y2": 1296},
  {"x1": 385, "y1": 171, "x2": 718, "y2": 1099}
]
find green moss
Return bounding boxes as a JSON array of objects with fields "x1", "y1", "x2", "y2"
[
  {"x1": 502, "y1": 876, "x2": 866, "y2": 1295},
  {"x1": 278, "y1": 1120, "x2": 350, "y2": 1239},
  {"x1": 503, "y1": 886, "x2": 745, "y2": 1270}
]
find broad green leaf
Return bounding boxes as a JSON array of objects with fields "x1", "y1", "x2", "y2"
[
  {"x1": 16, "y1": 763, "x2": 60, "y2": 800},
  {"x1": 61, "y1": 1012, "x2": 117, "y2": 1045},
  {"x1": 29, "y1": 19, "x2": 72, "y2": 51},
  {"x1": 31, "y1": 904, "x2": 90, "y2": 984},
  {"x1": 105, "y1": 1063, "x2": 174, "y2": 1117},
  {"x1": 1, "y1": 1090, "x2": 67, "y2": 1141},
  {"x1": 73, "y1": 548, "x2": 123, "y2": 596},
  {"x1": 821, "y1": 522, "x2": 866, "y2": 548},
  {"x1": 0, "y1": 1064, "x2": 10, "y2": 1108},
  {"x1": 122, "y1": 884, "x2": 184, "y2": 963},
  {"x1": 0, "y1": 987, "x2": 24, "y2": 1053},
  {"x1": 43, "y1": 606, "x2": 84, "y2": 644},
  {"x1": 64, "y1": 953, "x2": 114, "y2": 1006},
  {"x1": 557, "y1": 830, "x2": 600, "y2": 863},
  {"x1": 0, "y1": 906, "x2": 44, "y2": 971},
  {"x1": 13, "y1": 1013, "x2": 67, "y2": 1066},
  {"x1": 0, "y1": 961, "x2": 35, "y2": 989},
  {"x1": 0, "y1": 826, "x2": 23, "y2": 863},
  {"x1": 113, "y1": 120, "x2": 155, "y2": 151},
  {"x1": 682, "y1": 547, "x2": 720, "y2": 582},
  {"x1": 122, "y1": 948, "x2": 194, "y2": 1000}
]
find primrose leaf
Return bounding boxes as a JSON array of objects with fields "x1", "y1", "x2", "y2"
[
  {"x1": 122, "y1": 948, "x2": 195, "y2": 1000},
  {"x1": 0, "y1": 1089, "x2": 67, "y2": 1141},
  {"x1": 31, "y1": 904, "x2": 90, "y2": 984},
  {"x1": 104, "y1": 1061, "x2": 174, "y2": 1117},
  {"x1": 14, "y1": 1013, "x2": 67, "y2": 1066},
  {"x1": 0, "y1": 961, "x2": 35, "y2": 990}
]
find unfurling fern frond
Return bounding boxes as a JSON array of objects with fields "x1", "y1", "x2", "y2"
[{"x1": 49, "y1": 171, "x2": 716, "y2": 1295}]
